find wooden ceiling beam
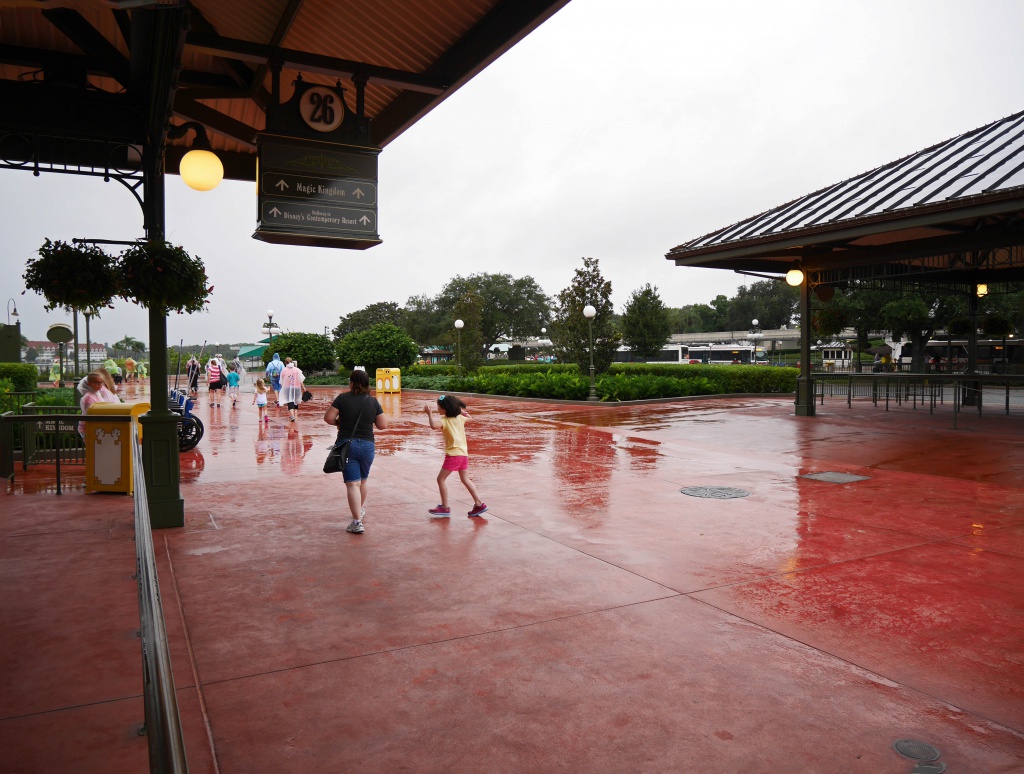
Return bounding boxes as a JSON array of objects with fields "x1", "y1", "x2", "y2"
[
  {"x1": 42, "y1": 8, "x2": 130, "y2": 86},
  {"x1": 185, "y1": 31, "x2": 446, "y2": 95}
]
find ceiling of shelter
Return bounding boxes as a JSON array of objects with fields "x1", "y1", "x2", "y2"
[
  {"x1": 0, "y1": 0, "x2": 568, "y2": 179},
  {"x1": 666, "y1": 109, "x2": 1024, "y2": 290}
]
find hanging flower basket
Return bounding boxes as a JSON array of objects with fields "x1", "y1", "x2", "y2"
[
  {"x1": 118, "y1": 240, "x2": 213, "y2": 314},
  {"x1": 23, "y1": 239, "x2": 118, "y2": 312}
]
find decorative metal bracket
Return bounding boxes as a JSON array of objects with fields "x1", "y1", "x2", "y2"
[{"x1": 0, "y1": 131, "x2": 145, "y2": 214}]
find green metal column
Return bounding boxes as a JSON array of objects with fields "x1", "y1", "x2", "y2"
[
  {"x1": 794, "y1": 272, "x2": 815, "y2": 416},
  {"x1": 138, "y1": 146, "x2": 184, "y2": 528}
]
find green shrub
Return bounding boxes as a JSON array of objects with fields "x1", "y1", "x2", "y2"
[
  {"x1": 0, "y1": 363, "x2": 42, "y2": 391},
  {"x1": 0, "y1": 377, "x2": 15, "y2": 413},
  {"x1": 406, "y1": 364, "x2": 461, "y2": 377},
  {"x1": 337, "y1": 323, "x2": 418, "y2": 375},
  {"x1": 477, "y1": 363, "x2": 578, "y2": 374},
  {"x1": 404, "y1": 364, "x2": 796, "y2": 400},
  {"x1": 304, "y1": 374, "x2": 346, "y2": 386},
  {"x1": 32, "y1": 388, "x2": 78, "y2": 407}
]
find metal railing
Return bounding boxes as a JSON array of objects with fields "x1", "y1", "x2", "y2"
[
  {"x1": 813, "y1": 372, "x2": 1024, "y2": 428},
  {"x1": 132, "y1": 426, "x2": 188, "y2": 773},
  {"x1": 0, "y1": 410, "x2": 90, "y2": 493}
]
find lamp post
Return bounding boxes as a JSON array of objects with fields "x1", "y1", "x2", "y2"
[
  {"x1": 583, "y1": 304, "x2": 597, "y2": 401},
  {"x1": 262, "y1": 310, "x2": 280, "y2": 349},
  {"x1": 5, "y1": 298, "x2": 17, "y2": 325},
  {"x1": 83, "y1": 308, "x2": 95, "y2": 373},
  {"x1": 749, "y1": 318, "x2": 763, "y2": 362},
  {"x1": 454, "y1": 319, "x2": 464, "y2": 374}
]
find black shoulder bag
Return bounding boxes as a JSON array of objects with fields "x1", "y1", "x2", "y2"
[{"x1": 323, "y1": 397, "x2": 369, "y2": 474}]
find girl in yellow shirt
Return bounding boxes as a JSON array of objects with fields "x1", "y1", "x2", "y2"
[{"x1": 424, "y1": 395, "x2": 487, "y2": 518}]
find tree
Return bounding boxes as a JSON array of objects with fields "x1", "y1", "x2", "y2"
[
  {"x1": 620, "y1": 284, "x2": 671, "y2": 359},
  {"x1": 112, "y1": 336, "x2": 147, "y2": 357},
  {"x1": 880, "y1": 289, "x2": 964, "y2": 371},
  {"x1": 550, "y1": 257, "x2": 620, "y2": 373},
  {"x1": 336, "y1": 323, "x2": 418, "y2": 375},
  {"x1": 262, "y1": 332, "x2": 336, "y2": 372},
  {"x1": 452, "y1": 289, "x2": 485, "y2": 371},
  {"x1": 333, "y1": 301, "x2": 404, "y2": 340},
  {"x1": 402, "y1": 294, "x2": 445, "y2": 345},
  {"x1": 726, "y1": 280, "x2": 799, "y2": 331},
  {"x1": 436, "y1": 273, "x2": 550, "y2": 356},
  {"x1": 708, "y1": 295, "x2": 732, "y2": 331}
]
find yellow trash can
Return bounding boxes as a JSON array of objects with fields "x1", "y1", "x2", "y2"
[
  {"x1": 375, "y1": 368, "x2": 401, "y2": 394},
  {"x1": 84, "y1": 402, "x2": 149, "y2": 494}
]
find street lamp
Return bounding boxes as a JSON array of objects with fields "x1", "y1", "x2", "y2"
[
  {"x1": 583, "y1": 304, "x2": 598, "y2": 401},
  {"x1": 454, "y1": 319, "x2": 464, "y2": 373},
  {"x1": 5, "y1": 298, "x2": 17, "y2": 325},
  {"x1": 261, "y1": 310, "x2": 280, "y2": 348},
  {"x1": 83, "y1": 308, "x2": 95, "y2": 372}
]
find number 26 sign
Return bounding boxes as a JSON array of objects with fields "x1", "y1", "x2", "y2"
[{"x1": 299, "y1": 86, "x2": 344, "y2": 133}]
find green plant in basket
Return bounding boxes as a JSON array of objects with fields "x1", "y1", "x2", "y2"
[
  {"x1": 118, "y1": 240, "x2": 212, "y2": 314},
  {"x1": 23, "y1": 240, "x2": 118, "y2": 312}
]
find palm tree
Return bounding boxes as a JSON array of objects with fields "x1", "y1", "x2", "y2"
[{"x1": 112, "y1": 336, "x2": 147, "y2": 358}]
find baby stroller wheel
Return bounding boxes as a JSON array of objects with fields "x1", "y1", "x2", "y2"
[{"x1": 178, "y1": 415, "x2": 204, "y2": 451}]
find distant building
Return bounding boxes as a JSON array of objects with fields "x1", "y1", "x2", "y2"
[{"x1": 24, "y1": 340, "x2": 107, "y2": 364}]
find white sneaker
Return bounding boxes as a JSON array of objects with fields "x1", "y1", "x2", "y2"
[{"x1": 346, "y1": 520, "x2": 364, "y2": 534}]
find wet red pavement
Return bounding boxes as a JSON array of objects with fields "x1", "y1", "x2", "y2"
[{"x1": 3, "y1": 384, "x2": 1024, "y2": 772}]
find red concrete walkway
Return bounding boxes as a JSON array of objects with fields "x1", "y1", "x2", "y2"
[{"x1": 3, "y1": 385, "x2": 1024, "y2": 772}]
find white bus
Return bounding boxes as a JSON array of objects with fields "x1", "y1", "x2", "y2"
[
  {"x1": 689, "y1": 344, "x2": 762, "y2": 365},
  {"x1": 614, "y1": 344, "x2": 691, "y2": 364}
]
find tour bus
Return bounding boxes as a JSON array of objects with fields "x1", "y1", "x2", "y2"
[
  {"x1": 690, "y1": 344, "x2": 761, "y2": 365},
  {"x1": 912, "y1": 338, "x2": 1021, "y2": 373},
  {"x1": 614, "y1": 344, "x2": 691, "y2": 364},
  {"x1": 616, "y1": 343, "x2": 764, "y2": 365}
]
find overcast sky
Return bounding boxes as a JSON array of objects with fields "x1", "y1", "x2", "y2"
[{"x1": 4, "y1": 0, "x2": 1024, "y2": 350}]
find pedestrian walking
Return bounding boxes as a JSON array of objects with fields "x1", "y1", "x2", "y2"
[
  {"x1": 186, "y1": 354, "x2": 201, "y2": 397},
  {"x1": 323, "y1": 369, "x2": 387, "y2": 534},
  {"x1": 226, "y1": 363, "x2": 241, "y2": 406},
  {"x1": 253, "y1": 378, "x2": 269, "y2": 422},
  {"x1": 266, "y1": 353, "x2": 284, "y2": 405},
  {"x1": 423, "y1": 395, "x2": 487, "y2": 518},
  {"x1": 278, "y1": 357, "x2": 305, "y2": 422},
  {"x1": 206, "y1": 355, "x2": 223, "y2": 407}
]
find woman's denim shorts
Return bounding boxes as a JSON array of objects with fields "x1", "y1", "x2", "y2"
[{"x1": 343, "y1": 438, "x2": 375, "y2": 482}]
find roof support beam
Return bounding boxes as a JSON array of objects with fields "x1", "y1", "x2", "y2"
[
  {"x1": 249, "y1": 0, "x2": 304, "y2": 98},
  {"x1": 42, "y1": 8, "x2": 130, "y2": 86},
  {"x1": 172, "y1": 94, "x2": 258, "y2": 147},
  {"x1": 372, "y1": 0, "x2": 569, "y2": 146},
  {"x1": 185, "y1": 31, "x2": 447, "y2": 95}
]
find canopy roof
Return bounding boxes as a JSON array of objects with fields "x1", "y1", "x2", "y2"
[
  {"x1": 236, "y1": 344, "x2": 266, "y2": 359},
  {"x1": 0, "y1": 0, "x2": 569, "y2": 181},
  {"x1": 666, "y1": 110, "x2": 1024, "y2": 293}
]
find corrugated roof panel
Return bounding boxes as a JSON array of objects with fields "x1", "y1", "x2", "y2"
[
  {"x1": 671, "y1": 109, "x2": 1024, "y2": 255},
  {"x1": 194, "y1": 0, "x2": 289, "y2": 46}
]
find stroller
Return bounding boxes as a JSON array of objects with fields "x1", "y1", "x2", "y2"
[{"x1": 170, "y1": 388, "x2": 204, "y2": 451}]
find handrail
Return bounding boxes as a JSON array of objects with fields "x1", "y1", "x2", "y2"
[{"x1": 132, "y1": 424, "x2": 189, "y2": 773}]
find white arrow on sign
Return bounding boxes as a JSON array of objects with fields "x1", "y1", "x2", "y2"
[
  {"x1": 275, "y1": 179, "x2": 289, "y2": 191},
  {"x1": 269, "y1": 206, "x2": 282, "y2": 217},
  {"x1": 353, "y1": 187, "x2": 364, "y2": 199},
  {"x1": 359, "y1": 215, "x2": 371, "y2": 225}
]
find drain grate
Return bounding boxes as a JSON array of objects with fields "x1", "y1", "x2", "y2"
[
  {"x1": 680, "y1": 486, "x2": 750, "y2": 499},
  {"x1": 801, "y1": 471, "x2": 871, "y2": 484},
  {"x1": 893, "y1": 740, "x2": 940, "y2": 761}
]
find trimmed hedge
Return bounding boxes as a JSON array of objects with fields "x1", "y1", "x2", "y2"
[
  {"x1": 32, "y1": 388, "x2": 78, "y2": 407},
  {"x1": 0, "y1": 363, "x2": 42, "y2": 391},
  {"x1": 401, "y1": 364, "x2": 797, "y2": 401}
]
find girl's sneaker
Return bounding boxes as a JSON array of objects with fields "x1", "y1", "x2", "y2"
[
  {"x1": 346, "y1": 520, "x2": 364, "y2": 534},
  {"x1": 468, "y1": 503, "x2": 488, "y2": 517},
  {"x1": 428, "y1": 505, "x2": 451, "y2": 517}
]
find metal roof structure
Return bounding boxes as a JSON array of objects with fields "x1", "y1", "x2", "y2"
[
  {"x1": 666, "y1": 109, "x2": 1024, "y2": 293},
  {"x1": 0, "y1": 0, "x2": 569, "y2": 181}
]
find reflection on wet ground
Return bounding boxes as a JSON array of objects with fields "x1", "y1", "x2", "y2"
[{"x1": 4, "y1": 384, "x2": 1024, "y2": 771}]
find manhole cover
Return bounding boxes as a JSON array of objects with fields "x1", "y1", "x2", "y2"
[
  {"x1": 801, "y1": 472, "x2": 871, "y2": 484},
  {"x1": 680, "y1": 486, "x2": 750, "y2": 499},
  {"x1": 910, "y1": 763, "x2": 945, "y2": 774},
  {"x1": 893, "y1": 740, "x2": 940, "y2": 761}
]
